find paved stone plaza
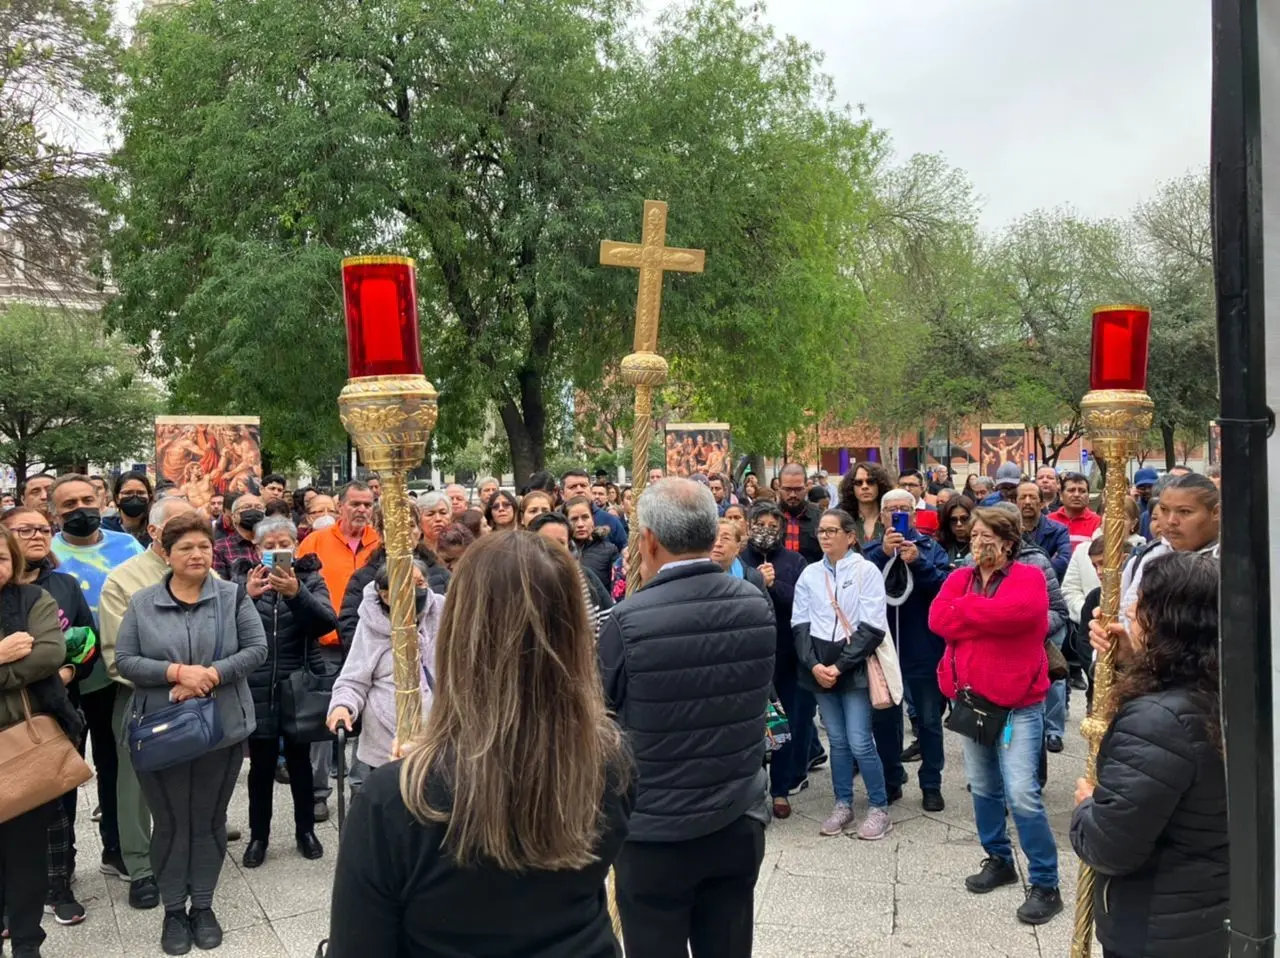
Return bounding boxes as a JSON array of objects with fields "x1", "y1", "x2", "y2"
[{"x1": 44, "y1": 720, "x2": 1091, "y2": 958}]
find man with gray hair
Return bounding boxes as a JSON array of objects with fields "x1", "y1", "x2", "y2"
[{"x1": 599, "y1": 478, "x2": 775, "y2": 958}]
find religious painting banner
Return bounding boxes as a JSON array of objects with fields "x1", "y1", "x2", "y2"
[
  {"x1": 665, "y1": 423, "x2": 731, "y2": 478},
  {"x1": 155, "y1": 416, "x2": 262, "y2": 511},
  {"x1": 979, "y1": 423, "x2": 1028, "y2": 479}
]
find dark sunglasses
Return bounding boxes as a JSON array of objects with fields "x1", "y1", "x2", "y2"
[{"x1": 853, "y1": 479, "x2": 876, "y2": 487}]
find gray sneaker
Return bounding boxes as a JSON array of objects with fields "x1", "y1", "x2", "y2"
[
  {"x1": 858, "y1": 807, "x2": 892, "y2": 841},
  {"x1": 819, "y1": 802, "x2": 854, "y2": 836}
]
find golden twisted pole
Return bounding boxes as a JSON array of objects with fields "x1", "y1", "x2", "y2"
[
  {"x1": 599, "y1": 201, "x2": 706, "y2": 936},
  {"x1": 337, "y1": 256, "x2": 438, "y2": 745},
  {"x1": 1070, "y1": 308, "x2": 1154, "y2": 958}
]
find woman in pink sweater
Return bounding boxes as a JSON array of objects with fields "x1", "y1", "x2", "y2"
[{"x1": 929, "y1": 506, "x2": 1061, "y2": 927}]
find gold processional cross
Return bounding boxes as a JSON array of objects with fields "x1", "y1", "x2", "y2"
[{"x1": 599, "y1": 199, "x2": 706, "y2": 595}]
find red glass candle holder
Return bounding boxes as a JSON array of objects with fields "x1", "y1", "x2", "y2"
[
  {"x1": 341, "y1": 256, "x2": 423, "y2": 379},
  {"x1": 1090, "y1": 305, "x2": 1150, "y2": 392}
]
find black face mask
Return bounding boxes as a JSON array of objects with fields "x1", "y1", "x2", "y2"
[
  {"x1": 118, "y1": 495, "x2": 150, "y2": 519},
  {"x1": 61, "y1": 508, "x2": 101, "y2": 539},
  {"x1": 238, "y1": 509, "x2": 265, "y2": 532}
]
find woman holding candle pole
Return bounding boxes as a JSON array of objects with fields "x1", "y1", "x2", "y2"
[{"x1": 1070, "y1": 552, "x2": 1226, "y2": 958}]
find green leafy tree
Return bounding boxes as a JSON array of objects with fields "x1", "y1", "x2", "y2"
[
  {"x1": 1128, "y1": 170, "x2": 1217, "y2": 467},
  {"x1": 0, "y1": 306, "x2": 162, "y2": 481},
  {"x1": 1, "y1": 0, "x2": 118, "y2": 293},
  {"x1": 105, "y1": 0, "x2": 878, "y2": 480}
]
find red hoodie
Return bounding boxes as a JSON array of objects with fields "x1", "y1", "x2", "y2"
[{"x1": 930, "y1": 562, "x2": 1051, "y2": 710}]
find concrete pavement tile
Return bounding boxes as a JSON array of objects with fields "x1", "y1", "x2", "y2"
[
  {"x1": 237, "y1": 843, "x2": 337, "y2": 921},
  {"x1": 756, "y1": 872, "x2": 894, "y2": 934},
  {"x1": 754, "y1": 922, "x2": 893, "y2": 957},
  {"x1": 270, "y1": 907, "x2": 331, "y2": 958},
  {"x1": 896, "y1": 837, "x2": 1013, "y2": 889},
  {"x1": 893, "y1": 884, "x2": 1041, "y2": 957},
  {"x1": 207, "y1": 922, "x2": 292, "y2": 958},
  {"x1": 754, "y1": 848, "x2": 784, "y2": 912},
  {"x1": 776, "y1": 832, "x2": 897, "y2": 883}
]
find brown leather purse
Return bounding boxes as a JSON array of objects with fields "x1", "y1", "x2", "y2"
[{"x1": 0, "y1": 688, "x2": 93, "y2": 823}]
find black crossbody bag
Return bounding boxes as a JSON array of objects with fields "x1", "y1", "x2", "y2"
[{"x1": 943, "y1": 649, "x2": 1013, "y2": 748}]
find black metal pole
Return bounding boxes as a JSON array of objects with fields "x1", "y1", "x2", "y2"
[{"x1": 1211, "y1": 1, "x2": 1275, "y2": 955}]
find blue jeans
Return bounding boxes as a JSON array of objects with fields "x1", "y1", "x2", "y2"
[
  {"x1": 961, "y1": 703, "x2": 1059, "y2": 888},
  {"x1": 1044, "y1": 627, "x2": 1068, "y2": 738},
  {"x1": 817, "y1": 687, "x2": 888, "y2": 808},
  {"x1": 904, "y1": 676, "x2": 946, "y2": 791},
  {"x1": 770, "y1": 671, "x2": 816, "y2": 798}
]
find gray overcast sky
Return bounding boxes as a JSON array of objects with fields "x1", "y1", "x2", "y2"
[{"x1": 650, "y1": 0, "x2": 1211, "y2": 229}]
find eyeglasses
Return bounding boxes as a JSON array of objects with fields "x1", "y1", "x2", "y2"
[
  {"x1": 949, "y1": 514, "x2": 970, "y2": 525},
  {"x1": 816, "y1": 528, "x2": 844, "y2": 537},
  {"x1": 8, "y1": 525, "x2": 51, "y2": 539},
  {"x1": 852, "y1": 479, "x2": 875, "y2": 487}
]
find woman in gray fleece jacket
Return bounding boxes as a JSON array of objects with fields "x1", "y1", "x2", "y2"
[
  {"x1": 327, "y1": 560, "x2": 442, "y2": 770},
  {"x1": 115, "y1": 513, "x2": 267, "y2": 956}
]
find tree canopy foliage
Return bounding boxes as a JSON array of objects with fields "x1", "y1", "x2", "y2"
[
  {"x1": 106, "y1": 0, "x2": 878, "y2": 478},
  {"x1": 0, "y1": 306, "x2": 162, "y2": 481}
]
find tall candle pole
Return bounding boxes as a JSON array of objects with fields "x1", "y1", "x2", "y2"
[
  {"x1": 1071, "y1": 305, "x2": 1154, "y2": 958},
  {"x1": 337, "y1": 256, "x2": 438, "y2": 744}
]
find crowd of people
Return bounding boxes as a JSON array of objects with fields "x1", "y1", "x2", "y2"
[{"x1": 0, "y1": 456, "x2": 1227, "y2": 958}]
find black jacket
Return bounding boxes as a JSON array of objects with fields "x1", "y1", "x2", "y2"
[
  {"x1": 598, "y1": 560, "x2": 775, "y2": 842},
  {"x1": 742, "y1": 543, "x2": 808, "y2": 675},
  {"x1": 233, "y1": 555, "x2": 339, "y2": 739},
  {"x1": 1070, "y1": 688, "x2": 1228, "y2": 958},
  {"x1": 30, "y1": 561, "x2": 98, "y2": 699},
  {"x1": 575, "y1": 536, "x2": 619, "y2": 592},
  {"x1": 327, "y1": 759, "x2": 634, "y2": 958},
  {"x1": 779, "y1": 501, "x2": 823, "y2": 563},
  {"x1": 338, "y1": 546, "x2": 450, "y2": 654}
]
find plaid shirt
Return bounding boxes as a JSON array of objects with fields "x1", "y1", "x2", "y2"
[
  {"x1": 784, "y1": 514, "x2": 801, "y2": 554},
  {"x1": 213, "y1": 533, "x2": 258, "y2": 579}
]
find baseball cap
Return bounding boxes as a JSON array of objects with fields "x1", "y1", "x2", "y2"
[
  {"x1": 994, "y1": 463, "x2": 1023, "y2": 488},
  {"x1": 1134, "y1": 468, "x2": 1159, "y2": 487}
]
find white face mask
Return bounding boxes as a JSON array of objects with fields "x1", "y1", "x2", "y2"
[{"x1": 311, "y1": 515, "x2": 337, "y2": 531}]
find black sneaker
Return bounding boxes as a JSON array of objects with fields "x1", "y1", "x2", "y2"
[
  {"x1": 807, "y1": 750, "x2": 829, "y2": 772},
  {"x1": 226, "y1": 827, "x2": 242, "y2": 842},
  {"x1": 313, "y1": 801, "x2": 330, "y2": 823},
  {"x1": 1046, "y1": 734, "x2": 1064, "y2": 753},
  {"x1": 887, "y1": 786, "x2": 903, "y2": 805},
  {"x1": 188, "y1": 907, "x2": 223, "y2": 950},
  {"x1": 787, "y1": 776, "x2": 810, "y2": 796},
  {"x1": 922, "y1": 789, "x2": 945, "y2": 813},
  {"x1": 44, "y1": 882, "x2": 86, "y2": 925},
  {"x1": 1069, "y1": 669, "x2": 1089, "y2": 691},
  {"x1": 901, "y1": 740, "x2": 922, "y2": 762},
  {"x1": 274, "y1": 765, "x2": 290, "y2": 785},
  {"x1": 161, "y1": 910, "x2": 193, "y2": 956},
  {"x1": 1017, "y1": 885, "x2": 1064, "y2": 925},
  {"x1": 964, "y1": 856, "x2": 1019, "y2": 894},
  {"x1": 129, "y1": 876, "x2": 160, "y2": 910},
  {"x1": 100, "y1": 848, "x2": 130, "y2": 881}
]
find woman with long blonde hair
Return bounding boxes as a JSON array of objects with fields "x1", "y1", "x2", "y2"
[{"x1": 327, "y1": 532, "x2": 634, "y2": 958}]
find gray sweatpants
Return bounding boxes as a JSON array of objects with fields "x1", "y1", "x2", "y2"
[{"x1": 136, "y1": 745, "x2": 243, "y2": 911}]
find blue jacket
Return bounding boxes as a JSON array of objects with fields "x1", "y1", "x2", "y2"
[
  {"x1": 1023, "y1": 515, "x2": 1071, "y2": 580},
  {"x1": 861, "y1": 531, "x2": 950, "y2": 679},
  {"x1": 593, "y1": 505, "x2": 627, "y2": 551}
]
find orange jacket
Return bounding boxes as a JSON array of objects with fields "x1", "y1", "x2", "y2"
[{"x1": 296, "y1": 522, "x2": 382, "y2": 646}]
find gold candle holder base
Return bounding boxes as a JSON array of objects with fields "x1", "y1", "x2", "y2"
[
  {"x1": 338, "y1": 374, "x2": 439, "y2": 744},
  {"x1": 1070, "y1": 387, "x2": 1153, "y2": 958}
]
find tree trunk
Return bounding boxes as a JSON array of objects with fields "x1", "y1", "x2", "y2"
[
  {"x1": 1161, "y1": 422, "x2": 1177, "y2": 470},
  {"x1": 498, "y1": 368, "x2": 548, "y2": 487}
]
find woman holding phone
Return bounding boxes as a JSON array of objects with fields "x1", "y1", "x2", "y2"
[{"x1": 234, "y1": 517, "x2": 339, "y2": 869}]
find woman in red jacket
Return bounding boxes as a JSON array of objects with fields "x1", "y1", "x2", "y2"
[{"x1": 929, "y1": 506, "x2": 1062, "y2": 927}]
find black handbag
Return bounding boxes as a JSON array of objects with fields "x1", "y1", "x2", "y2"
[
  {"x1": 943, "y1": 650, "x2": 1011, "y2": 748},
  {"x1": 279, "y1": 668, "x2": 336, "y2": 744}
]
